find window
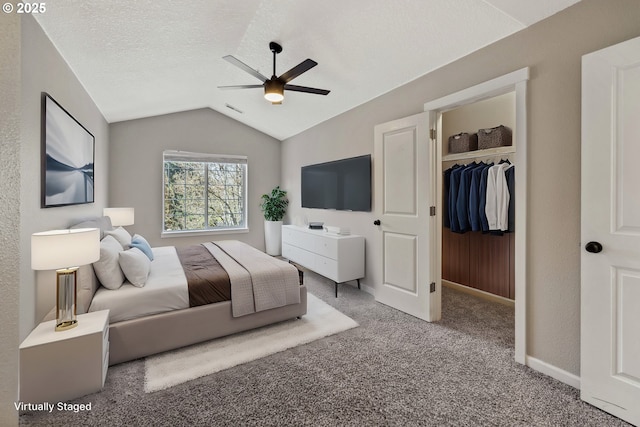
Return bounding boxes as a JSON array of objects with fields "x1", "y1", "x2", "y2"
[{"x1": 163, "y1": 151, "x2": 247, "y2": 235}]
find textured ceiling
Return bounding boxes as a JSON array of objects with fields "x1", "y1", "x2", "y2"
[{"x1": 33, "y1": 0, "x2": 580, "y2": 141}]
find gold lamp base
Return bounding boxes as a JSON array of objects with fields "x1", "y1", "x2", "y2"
[
  {"x1": 55, "y1": 267, "x2": 79, "y2": 332},
  {"x1": 55, "y1": 319, "x2": 78, "y2": 331}
]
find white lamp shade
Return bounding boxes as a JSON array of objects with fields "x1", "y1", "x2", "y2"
[
  {"x1": 103, "y1": 207, "x2": 135, "y2": 226},
  {"x1": 31, "y1": 228, "x2": 100, "y2": 270}
]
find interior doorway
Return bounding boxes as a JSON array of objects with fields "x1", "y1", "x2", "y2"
[
  {"x1": 440, "y1": 93, "x2": 516, "y2": 304},
  {"x1": 424, "y1": 67, "x2": 529, "y2": 364}
]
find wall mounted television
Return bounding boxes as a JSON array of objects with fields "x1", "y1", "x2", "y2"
[{"x1": 301, "y1": 154, "x2": 371, "y2": 212}]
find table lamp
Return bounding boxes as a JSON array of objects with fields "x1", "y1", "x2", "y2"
[
  {"x1": 31, "y1": 228, "x2": 100, "y2": 331},
  {"x1": 103, "y1": 207, "x2": 135, "y2": 227}
]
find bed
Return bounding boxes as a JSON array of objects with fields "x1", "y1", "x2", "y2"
[{"x1": 70, "y1": 217, "x2": 307, "y2": 365}]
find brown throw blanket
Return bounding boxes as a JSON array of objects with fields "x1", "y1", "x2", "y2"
[{"x1": 175, "y1": 244, "x2": 231, "y2": 307}]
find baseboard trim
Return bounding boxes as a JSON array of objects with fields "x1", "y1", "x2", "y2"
[
  {"x1": 525, "y1": 355, "x2": 581, "y2": 389},
  {"x1": 442, "y1": 280, "x2": 515, "y2": 307}
]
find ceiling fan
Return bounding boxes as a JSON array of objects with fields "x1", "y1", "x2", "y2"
[{"x1": 218, "y1": 41, "x2": 330, "y2": 104}]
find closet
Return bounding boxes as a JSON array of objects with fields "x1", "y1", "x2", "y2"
[{"x1": 440, "y1": 92, "x2": 516, "y2": 300}]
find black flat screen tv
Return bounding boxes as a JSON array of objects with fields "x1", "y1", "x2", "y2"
[{"x1": 301, "y1": 154, "x2": 371, "y2": 212}]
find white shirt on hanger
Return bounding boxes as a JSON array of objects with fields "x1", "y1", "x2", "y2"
[{"x1": 485, "y1": 163, "x2": 512, "y2": 231}]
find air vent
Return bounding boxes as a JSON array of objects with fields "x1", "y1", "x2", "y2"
[{"x1": 225, "y1": 103, "x2": 243, "y2": 114}]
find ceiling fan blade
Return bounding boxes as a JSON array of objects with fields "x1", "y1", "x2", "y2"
[
  {"x1": 217, "y1": 84, "x2": 264, "y2": 90},
  {"x1": 284, "y1": 84, "x2": 330, "y2": 95},
  {"x1": 279, "y1": 59, "x2": 318, "y2": 83},
  {"x1": 223, "y1": 55, "x2": 268, "y2": 82}
]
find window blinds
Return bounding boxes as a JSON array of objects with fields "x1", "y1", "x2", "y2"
[{"x1": 163, "y1": 150, "x2": 247, "y2": 164}]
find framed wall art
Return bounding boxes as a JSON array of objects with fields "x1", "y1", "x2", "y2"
[{"x1": 41, "y1": 93, "x2": 95, "y2": 208}]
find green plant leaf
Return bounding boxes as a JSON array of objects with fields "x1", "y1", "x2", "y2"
[{"x1": 260, "y1": 186, "x2": 289, "y2": 221}]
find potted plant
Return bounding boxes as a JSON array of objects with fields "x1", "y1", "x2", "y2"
[{"x1": 260, "y1": 186, "x2": 289, "y2": 255}]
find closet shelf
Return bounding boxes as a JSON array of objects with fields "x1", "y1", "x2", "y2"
[{"x1": 443, "y1": 146, "x2": 515, "y2": 162}]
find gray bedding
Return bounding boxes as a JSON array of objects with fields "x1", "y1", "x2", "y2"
[{"x1": 204, "y1": 241, "x2": 301, "y2": 317}]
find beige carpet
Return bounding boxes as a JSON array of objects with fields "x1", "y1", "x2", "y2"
[{"x1": 144, "y1": 293, "x2": 358, "y2": 393}]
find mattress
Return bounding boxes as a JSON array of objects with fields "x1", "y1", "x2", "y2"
[{"x1": 89, "y1": 246, "x2": 189, "y2": 323}]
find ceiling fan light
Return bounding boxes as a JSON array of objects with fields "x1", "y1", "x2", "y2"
[
  {"x1": 264, "y1": 80, "x2": 284, "y2": 103},
  {"x1": 265, "y1": 92, "x2": 284, "y2": 102}
]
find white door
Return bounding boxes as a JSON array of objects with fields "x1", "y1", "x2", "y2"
[
  {"x1": 374, "y1": 112, "x2": 439, "y2": 321},
  {"x1": 581, "y1": 35, "x2": 640, "y2": 426}
]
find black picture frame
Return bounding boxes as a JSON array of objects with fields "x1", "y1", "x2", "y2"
[{"x1": 41, "y1": 93, "x2": 95, "y2": 208}]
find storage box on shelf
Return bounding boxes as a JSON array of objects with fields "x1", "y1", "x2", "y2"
[
  {"x1": 477, "y1": 125, "x2": 512, "y2": 149},
  {"x1": 448, "y1": 132, "x2": 478, "y2": 153}
]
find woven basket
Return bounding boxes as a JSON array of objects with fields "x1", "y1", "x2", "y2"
[
  {"x1": 448, "y1": 132, "x2": 478, "y2": 154},
  {"x1": 477, "y1": 125, "x2": 512, "y2": 150}
]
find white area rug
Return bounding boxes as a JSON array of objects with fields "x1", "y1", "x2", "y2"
[{"x1": 144, "y1": 293, "x2": 358, "y2": 393}]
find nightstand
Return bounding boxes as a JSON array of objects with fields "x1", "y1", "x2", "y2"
[{"x1": 20, "y1": 310, "x2": 109, "y2": 403}]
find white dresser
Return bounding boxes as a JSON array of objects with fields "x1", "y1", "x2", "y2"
[
  {"x1": 20, "y1": 310, "x2": 109, "y2": 403},
  {"x1": 282, "y1": 225, "x2": 364, "y2": 297}
]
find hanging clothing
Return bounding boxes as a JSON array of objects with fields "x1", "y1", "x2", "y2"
[
  {"x1": 470, "y1": 162, "x2": 492, "y2": 232},
  {"x1": 485, "y1": 162, "x2": 511, "y2": 232},
  {"x1": 478, "y1": 163, "x2": 493, "y2": 233},
  {"x1": 448, "y1": 165, "x2": 464, "y2": 233},
  {"x1": 443, "y1": 167, "x2": 456, "y2": 229},
  {"x1": 455, "y1": 162, "x2": 479, "y2": 233},
  {"x1": 505, "y1": 165, "x2": 516, "y2": 232},
  {"x1": 443, "y1": 161, "x2": 514, "y2": 233}
]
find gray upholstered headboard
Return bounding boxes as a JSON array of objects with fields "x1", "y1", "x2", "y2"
[{"x1": 69, "y1": 216, "x2": 113, "y2": 313}]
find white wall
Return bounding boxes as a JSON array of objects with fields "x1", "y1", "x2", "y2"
[
  {"x1": 108, "y1": 108, "x2": 281, "y2": 250},
  {"x1": 281, "y1": 0, "x2": 640, "y2": 376}
]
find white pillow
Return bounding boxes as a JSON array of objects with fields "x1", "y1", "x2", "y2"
[
  {"x1": 104, "y1": 227, "x2": 132, "y2": 249},
  {"x1": 119, "y1": 247, "x2": 150, "y2": 287},
  {"x1": 92, "y1": 235, "x2": 125, "y2": 290}
]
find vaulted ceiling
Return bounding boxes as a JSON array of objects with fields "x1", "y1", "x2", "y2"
[{"x1": 34, "y1": 0, "x2": 580, "y2": 140}]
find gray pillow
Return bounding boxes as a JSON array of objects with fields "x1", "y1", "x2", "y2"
[
  {"x1": 104, "y1": 227, "x2": 132, "y2": 249},
  {"x1": 93, "y1": 235, "x2": 125, "y2": 290},
  {"x1": 70, "y1": 216, "x2": 113, "y2": 240},
  {"x1": 119, "y1": 248, "x2": 150, "y2": 287}
]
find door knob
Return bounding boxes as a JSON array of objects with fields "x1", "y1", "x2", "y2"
[
  {"x1": 373, "y1": 219, "x2": 381, "y2": 226},
  {"x1": 585, "y1": 241, "x2": 603, "y2": 253}
]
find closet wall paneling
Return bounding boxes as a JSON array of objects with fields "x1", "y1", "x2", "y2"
[{"x1": 442, "y1": 228, "x2": 470, "y2": 286}]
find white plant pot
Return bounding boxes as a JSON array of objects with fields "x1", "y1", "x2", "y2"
[{"x1": 264, "y1": 220, "x2": 283, "y2": 256}]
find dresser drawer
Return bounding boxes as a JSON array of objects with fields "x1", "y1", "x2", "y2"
[
  {"x1": 102, "y1": 348, "x2": 109, "y2": 386},
  {"x1": 103, "y1": 325, "x2": 109, "y2": 346},
  {"x1": 314, "y1": 236, "x2": 338, "y2": 259},
  {"x1": 282, "y1": 243, "x2": 314, "y2": 270},
  {"x1": 313, "y1": 255, "x2": 338, "y2": 281},
  {"x1": 282, "y1": 226, "x2": 298, "y2": 245},
  {"x1": 282, "y1": 242, "x2": 296, "y2": 259},
  {"x1": 281, "y1": 225, "x2": 364, "y2": 292}
]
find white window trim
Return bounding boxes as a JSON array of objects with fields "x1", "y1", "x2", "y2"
[{"x1": 162, "y1": 150, "x2": 248, "y2": 236}]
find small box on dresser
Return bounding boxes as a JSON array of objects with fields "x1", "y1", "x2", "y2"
[{"x1": 20, "y1": 310, "x2": 109, "y2": 404}]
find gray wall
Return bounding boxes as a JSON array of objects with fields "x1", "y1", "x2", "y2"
[
  {"x1": 20, "y1": 15, "x2": 110, "y2": 328},
  {"x1": 281, "y1": 0, "x2": 640, "y2": 376},
  {"x1": 0, "y1": 12, "x2": 21, "y2": 427},
  {"x1": 2, "y1": 14, "x2": 108, "y2": 424},
  {"x1": 109, "y1": 108, "x2": 281, "y2": 250}
]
